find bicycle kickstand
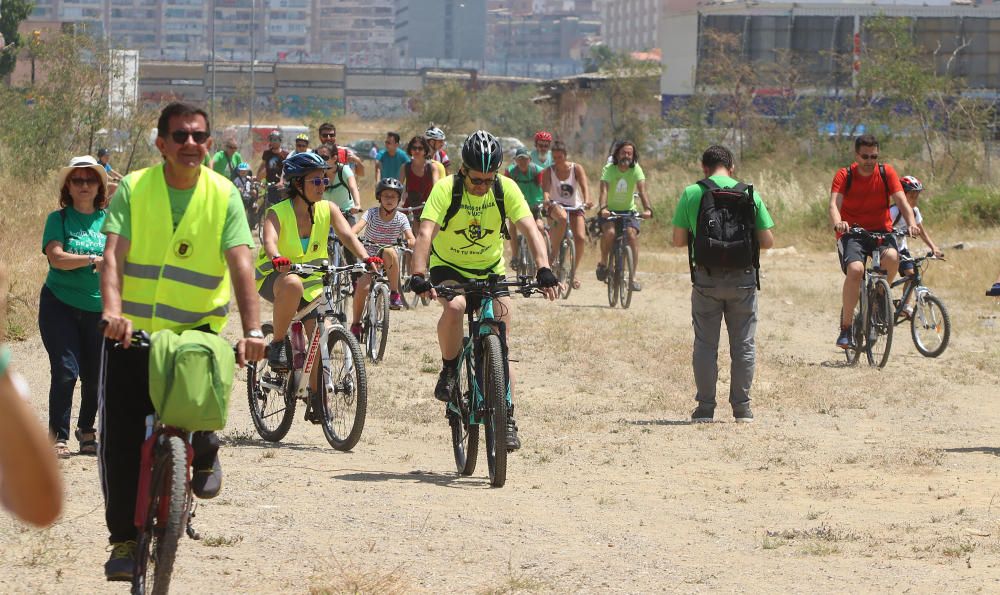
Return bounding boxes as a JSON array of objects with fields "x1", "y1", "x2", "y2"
[{"x1": 186, "y1": 502, "x2": 201, "y2": 540}]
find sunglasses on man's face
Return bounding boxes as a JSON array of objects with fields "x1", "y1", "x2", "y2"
[
  {"x1": 320, "y1": 132, "x2": 336, "y2": 139},
  {"x1": 306, "y1": 177, "x2": 331, "y2": 187},
  {"x1": 859, "y1": 153, "x2": 879, "y2": 160},
  {"x1": 467, "y1": 175, "x2": 496, "y2": 187},
  {"x1": 169, "y1": 130, "x2": 210, "y2": 144}
]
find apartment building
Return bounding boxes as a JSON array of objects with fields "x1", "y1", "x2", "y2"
[
  {"x1": 602, "y1": 0, "x2": 660, "y2": 52},
  {"x1": 312, "y1": 0, "x2": 394, "y2": 67}
]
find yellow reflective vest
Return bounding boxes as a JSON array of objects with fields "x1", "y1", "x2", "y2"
[
  {"x1": 254, "y1": 198, "x2": 330, "y2": 303},
  {"x1": 121, "y1": 164, "x2": 233, "y2": 334}
]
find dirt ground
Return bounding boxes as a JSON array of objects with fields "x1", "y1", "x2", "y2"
[{"x1": 3, "y1": 240, "x2": 1000, "y2": 594}]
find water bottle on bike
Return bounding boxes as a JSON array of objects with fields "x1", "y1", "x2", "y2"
[{"x1": 290, "y1": 320, "x2": 306, "y2": 369}]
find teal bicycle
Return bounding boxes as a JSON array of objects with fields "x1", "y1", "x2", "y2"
[{"x1": 432, "y1": 275, "x2": 541, "y2": 488}]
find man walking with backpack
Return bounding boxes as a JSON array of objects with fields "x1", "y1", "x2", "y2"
[{"x1": 671, "y1": 145, "x2": 774, "y2": 423}]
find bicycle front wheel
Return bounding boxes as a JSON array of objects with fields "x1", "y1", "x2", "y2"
[
  {"x1": 865, "y1": 279, "x2": 894, "y2": 369},
  {"x1": 606, "y1": 251, "x2": 619, "y2": 308},
  {"x1": 247, "y1": 323, "x2": 296, "y2": 442},
  {"x1": 843, "y1": 305, "x2": 863, "y2": 366},
  {"x1": 559, "y1": 237, "x2": 576, "y2": 300},
  {"x1": 620, "y1": 245, "x2": 635, "y2": 309},
  {"x1": 367, "y1": 284, "x2": 390, "y2": 363},
  {"x1": 133, "y1": 435, "x2": 189, "y2": 595},
  {"x1": 481, "y1": 334, "x2": 508, "y2": 488},
  {"x1": 450, "y1": 340, "x2": 479, "y2": 476},
  {"x1": 321, "y1": 325, "x2": 368, "y2": 451},
  {"x1": 911, "y1": 293, "x2": 951, "y2": 358}
]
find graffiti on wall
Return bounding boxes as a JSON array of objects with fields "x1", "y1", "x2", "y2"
[{"x1": 346, "y1": 96, "x2": 410, "y2": 120}]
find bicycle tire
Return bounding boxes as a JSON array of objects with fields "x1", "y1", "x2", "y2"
[
  {"x1": 911, "y1": 293, "x2": 951, "y2": 358},
  {"x1": 397, "y1": 249, "x2": 411, "y2": 310},
  {"x1": 320, "y1": 325, "x2": 368, "y2": 451},
  {"x1": 560, "y1": 238, "x2": 576, "y2": 300},
  {"x1": 843, "y1": 305, "x2": 863, "y2": 366},
  {"x1": 481, "y1": 334, "x2": 508, "y2": 488},
  {"x1": 133, "y1": 435, "x2": 188, "y2": 595},
  {"x1": 247, "y1": 323, "x2": 296, "y2": 442},
  {"x1": 450, "y1": 340, "x2": 479, "y2": 476},
  {"x1": 865, "y1": 279, "x2": 894, "y2": 369},
  {"x1": 606, "y1": 250, "x2": 618, "y2": 308},
  {"x1": 620, "y1": 245, "x2": 635, "y2": 309},
  {"x1": 368, "y1": 283, "x2": 390, "y2": 363}
]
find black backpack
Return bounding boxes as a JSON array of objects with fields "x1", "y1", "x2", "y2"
[
  {"x1": 440, "y1": 171, "x2": 509, "y2": 240},
  {"x1": 688, "y1": 178, "x2": 760, "y2": 289}
]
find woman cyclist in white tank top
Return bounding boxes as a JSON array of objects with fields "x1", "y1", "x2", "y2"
[{"x1": 541, "y1": 141, "x2": 591, "y2": 290}]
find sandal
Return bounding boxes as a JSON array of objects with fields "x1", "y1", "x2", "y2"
[
  {"x1": 54, "y1": 440, "x2": 71, "y2": 459},
  {"x1": 75, "y1": 428, "x2": 98, "y2": 456},
  {"x1": 572, "y1": 278, "x2": 581, "y2": 290}
]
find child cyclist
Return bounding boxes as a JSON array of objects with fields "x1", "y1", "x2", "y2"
[
  {"x1": 350, "y1": 178, "x2": 416, "y2": 336},
  {"x1": 892, "y1": 175, "x2": 944, "y2": 317}
]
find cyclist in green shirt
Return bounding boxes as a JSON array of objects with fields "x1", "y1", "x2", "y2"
[
  {"x1": 597, "y1": 141, "x2": 652, "y2": 291},
  {"x1": 209, "y1": 139, "x2": 243, "y2": 179},
  {"x1": 504, "y1": 148, "x2": 545, "y2": 263},
  {"x1": 409, "y1": 131, "x2": 560, "y2": 451}
]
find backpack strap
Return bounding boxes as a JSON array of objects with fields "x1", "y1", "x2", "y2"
[
  {"x1": 493, "y1": 177, "x2": 510, "y2": 240},
  {"x1": 746, "y1": 183, "x2": 761, "y2": 290},
  {"x1": 329, "y1": 164, "x2": 347, "y2": 190},
  {"x1": 879, "y1": 163, "x2": 889, "y2": 206},
  {"x1": 441, "y1": 173, "x2": 465, "y2": 231},
  {"x1": 843, "y1": 165, "x2": 852, "y2": 196}
]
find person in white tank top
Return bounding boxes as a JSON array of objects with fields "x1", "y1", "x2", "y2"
[{"x1": 541, "y1": 141, "x2": 592, "y2": 289}]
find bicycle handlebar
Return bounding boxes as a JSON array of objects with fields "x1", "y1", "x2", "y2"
[
  {"x1": 432, "y1": 275, "x2": 544, "y2": 299},
  {"x1": 289, "y1": 262, "x2": 366, "y2": 277}
]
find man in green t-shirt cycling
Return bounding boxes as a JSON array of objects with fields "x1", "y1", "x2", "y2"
[
  {"x1": 597, "y1": 141, "x2": 653, "y2": 291},
  {"x1": 409, "y1": 131, "x2": 559, "y2": 450},
  {"x1": 504, "y1": 148, "x2": 545, "y2": 263}
]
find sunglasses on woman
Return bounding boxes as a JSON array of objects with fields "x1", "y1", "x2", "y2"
[{"x1": 307, "y1": 177, "x2": 331, "y2": 187}]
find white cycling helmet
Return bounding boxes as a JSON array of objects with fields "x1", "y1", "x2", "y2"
[{"x1": 425, "y1": 126, "x2": 446, "y2": 141}]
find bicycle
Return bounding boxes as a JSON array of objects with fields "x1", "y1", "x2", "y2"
[
  {"x1": 431, "y1": 275, "x2": 542, "y2": 488},
  {"x1": 357, "y1": 260, "x2": 391, "y2": 363},
  {"x1": 891, "y1": 251, "x2": 951, "y2": 357},
  {"x1": 842, "y1": 227, "x2": 895, "y2": 369},
  {"x1": 325, "y1": 234, "x2": 355, "y2": 322},
  {"x1": 603, "y1": 212, "x2": 640, "y2": 309},
  {"x1": 102, "y1": 329, "x2": 201, "y2": 595},
  {"x1": 549, "y1": 204, "x2": 586, "y2": 300},
  {"x1": 247, "y1": 261, "x2": 369, "y2": 451},
  {"x1": 511, "y1": 230, "x2": 537, "y2": 280},
  {"x1": 396, "y1": 210, "x2": 430, "y2": 310}
]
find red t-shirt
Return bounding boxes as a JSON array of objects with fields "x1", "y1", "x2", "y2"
[{"x1": 831, "y1": 162, "x2": 903, "y2": 234}]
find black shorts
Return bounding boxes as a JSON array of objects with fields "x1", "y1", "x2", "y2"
[
  {"x1": 257, "y1": 272, "x2": 320, "y2": 320},
  {"x1": 429, "y1": 266, "x2": 509, "y2": 315},
  {"x1": 599, "y1": 211, "x2": 641, "y2": 234},
  {"x1": 837, "y1": 233, "x2": 898, "y2": 274}
]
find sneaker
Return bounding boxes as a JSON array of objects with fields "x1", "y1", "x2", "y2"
[
  {"x1": 901, "y1": 304, "x2": 914, "y2": 320},
  {"x1": 389, "y1": 291, "x2": 403, "y2": 310},
  {"x1": 104, "y1": 540, "x2": 136, "y2": 581},
  {"x1": 190, "y1": 432, "x2": 223, "y2": 499},
  {"x1": 596, "y1": 263, "x2": 607, "y2": 282},
  {"x1": 733, "y1": 404, "x2": 754, "y2": 423},
  {"x1": 349, "y1": 322, "x2": 363, "y2": 341},
  {"x1": 434, "y1": 365, "x2": 459, "y2": 402},
  {"x1": 836, "y1": 327, "x2": 852, "y2": 349},
  {"x1": 691, "y1": 403, "x2": 715, "y2": 423},
  {"x1": 267, "y1": 340, "x2": 289, "y2": 370},
  {"x1": 506, "y1": 417, "x2": 522, "y2": 450},
  {"x1": 305, "y1": 391, "x2": 324, "y2": 424},
  {"x1": 630, "y1": 279, "x2": 642, "y2": 292},
  {"x1": 987, "y1": 283, "x2": 1000, "y2": 297}
]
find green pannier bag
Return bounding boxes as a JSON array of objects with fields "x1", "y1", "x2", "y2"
[{"x1": 148, "y1": 329, "x2": 235, "y2": 431}]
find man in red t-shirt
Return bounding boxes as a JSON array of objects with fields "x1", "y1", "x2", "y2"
[{"x1": 829, "y1": 134, "x2": 920, "y2": 349}]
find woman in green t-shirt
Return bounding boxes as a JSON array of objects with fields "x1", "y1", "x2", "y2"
[{"x1": 40, "y1": 156, "x2": 108, "y2": 458}]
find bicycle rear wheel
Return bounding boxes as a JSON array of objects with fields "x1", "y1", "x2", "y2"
[
  {"x1": 481, "y1": 334, "x2": 508, "y2": 488},
  {"x1": 450, "y1": 341, "x2": 479, "y2": 476},
  {"x1": 366, "y1": 284, "x2": 390, "y2": 363},
  {"x1": 620, "y1": 245, "x2": 635, "y2": 309},
  {"x1": 606, "y1": 251, "x2": 619, "y2": 308},
  {"x1": 247, "y1": 323, "x2": 296, "y2": 442},
  {"x1": 320, "y1": 325, "x2": 368, "y2": 451},
  {"x1": 911, "y1": 293, "x2": 950, "y2": 357},
  {"x1": 133, "y1": 436, "x2": 189, "y2": 595},
  {"x1": 865, "y1": 279, "x2": 894, "y2": 369}
]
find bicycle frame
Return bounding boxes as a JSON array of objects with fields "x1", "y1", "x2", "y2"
[{"x1": 890, "y1": 254, "x2": 938, "y2": 326}]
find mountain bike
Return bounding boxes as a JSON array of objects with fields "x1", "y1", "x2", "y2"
[
  {"x1": 431, "y1": 275, "x2": 541, "y2": 488},
  {"x1": 102, "y1": 329, "x2": 204, "y2": 595},
  {"x1": 842, "y1": 228, "x2": 894, "y2": 369},
  {"x1": 891, "y1": 251, "x2": 951, "y2": 357},
  {"x1": 604, "y1": 212, "x2": 639, "y2": 309},
  {"x1": 247, "y1": 262, "x2": 368, "y2": 451},
  {"x1": 326, "y1": 235, "x2": 355, "y2": 322},
  {"x1": 395, "y1": 212, "x2": 430, "y2": 309},
  {"x1": 511, "y1": 230, "x2": 538, "y2": 280},
  {"x1": 552, "y1": 205, "x2": 585, "y2": 300}
]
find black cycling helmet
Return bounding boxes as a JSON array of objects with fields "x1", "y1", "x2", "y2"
[
  {"x1": 97, "y1": 148, "x2": 110, "y2": 158},
  {"x1": 376, "y1": 177, "x2": 404, "y2": 199},
  {"x1": 461, "y1": 130, "x2": 503, "y2": 173},
  {"x1": 283, "y1": 151, "x2": 329, "y2": 180}
]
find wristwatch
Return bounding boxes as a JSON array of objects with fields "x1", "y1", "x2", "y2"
[
  {"x1": 88, "y1": 254, "x2": 97, "y2": 264},
  {"x1": 246, "y1": 329, "x2": 264, "y2": 339}
]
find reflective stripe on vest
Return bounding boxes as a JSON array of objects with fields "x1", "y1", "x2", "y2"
[
  {"x1": 121, "y1": 164, "x2": 233, "y2": 333},
  {"x1": 254, "y1": 198, "x2": 330, "y2": 303}
]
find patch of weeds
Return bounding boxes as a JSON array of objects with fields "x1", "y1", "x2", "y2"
[
  {"x1": 310, "y1": 557, "x2": 409, "y2": 595},
  {"x1": 762, "y1": 535, "x2": 785, "y2": 550},
  {"x1": 221, "y1": 428, "x2": 258, "y2": 446},
  {"x1": 262, "y1": 449, "x2": 276, "y2": 459},
  {"x1": 479, "y1": 560, "x2": 550, "y2": 594},
  {"x1": 805, "y1": 509, "x2": 825, "y2": 520},
  {"x1": 419, "y1": 363, "x2": 438, "y2": 374},
  {"x1": 942, "y1": 541, "x2": 975, "y2": 558},
  {"x1": 597, "y1": 495, "x2": 618, "y2": 506},
  {"x1": 203, "y1": 534, "x2": 244, "y2": 547},
  {"x1": 802, "y1": 542, "x2": 840, "y2": 556}
]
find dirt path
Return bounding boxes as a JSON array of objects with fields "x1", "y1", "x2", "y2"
[{"x1": 3, "y1": 245, "x2": 1000, "y2": 593}]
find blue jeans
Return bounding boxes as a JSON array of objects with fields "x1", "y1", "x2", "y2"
[{"x1": 38, "y1": 285, "x2": 102, "y2": 441}]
